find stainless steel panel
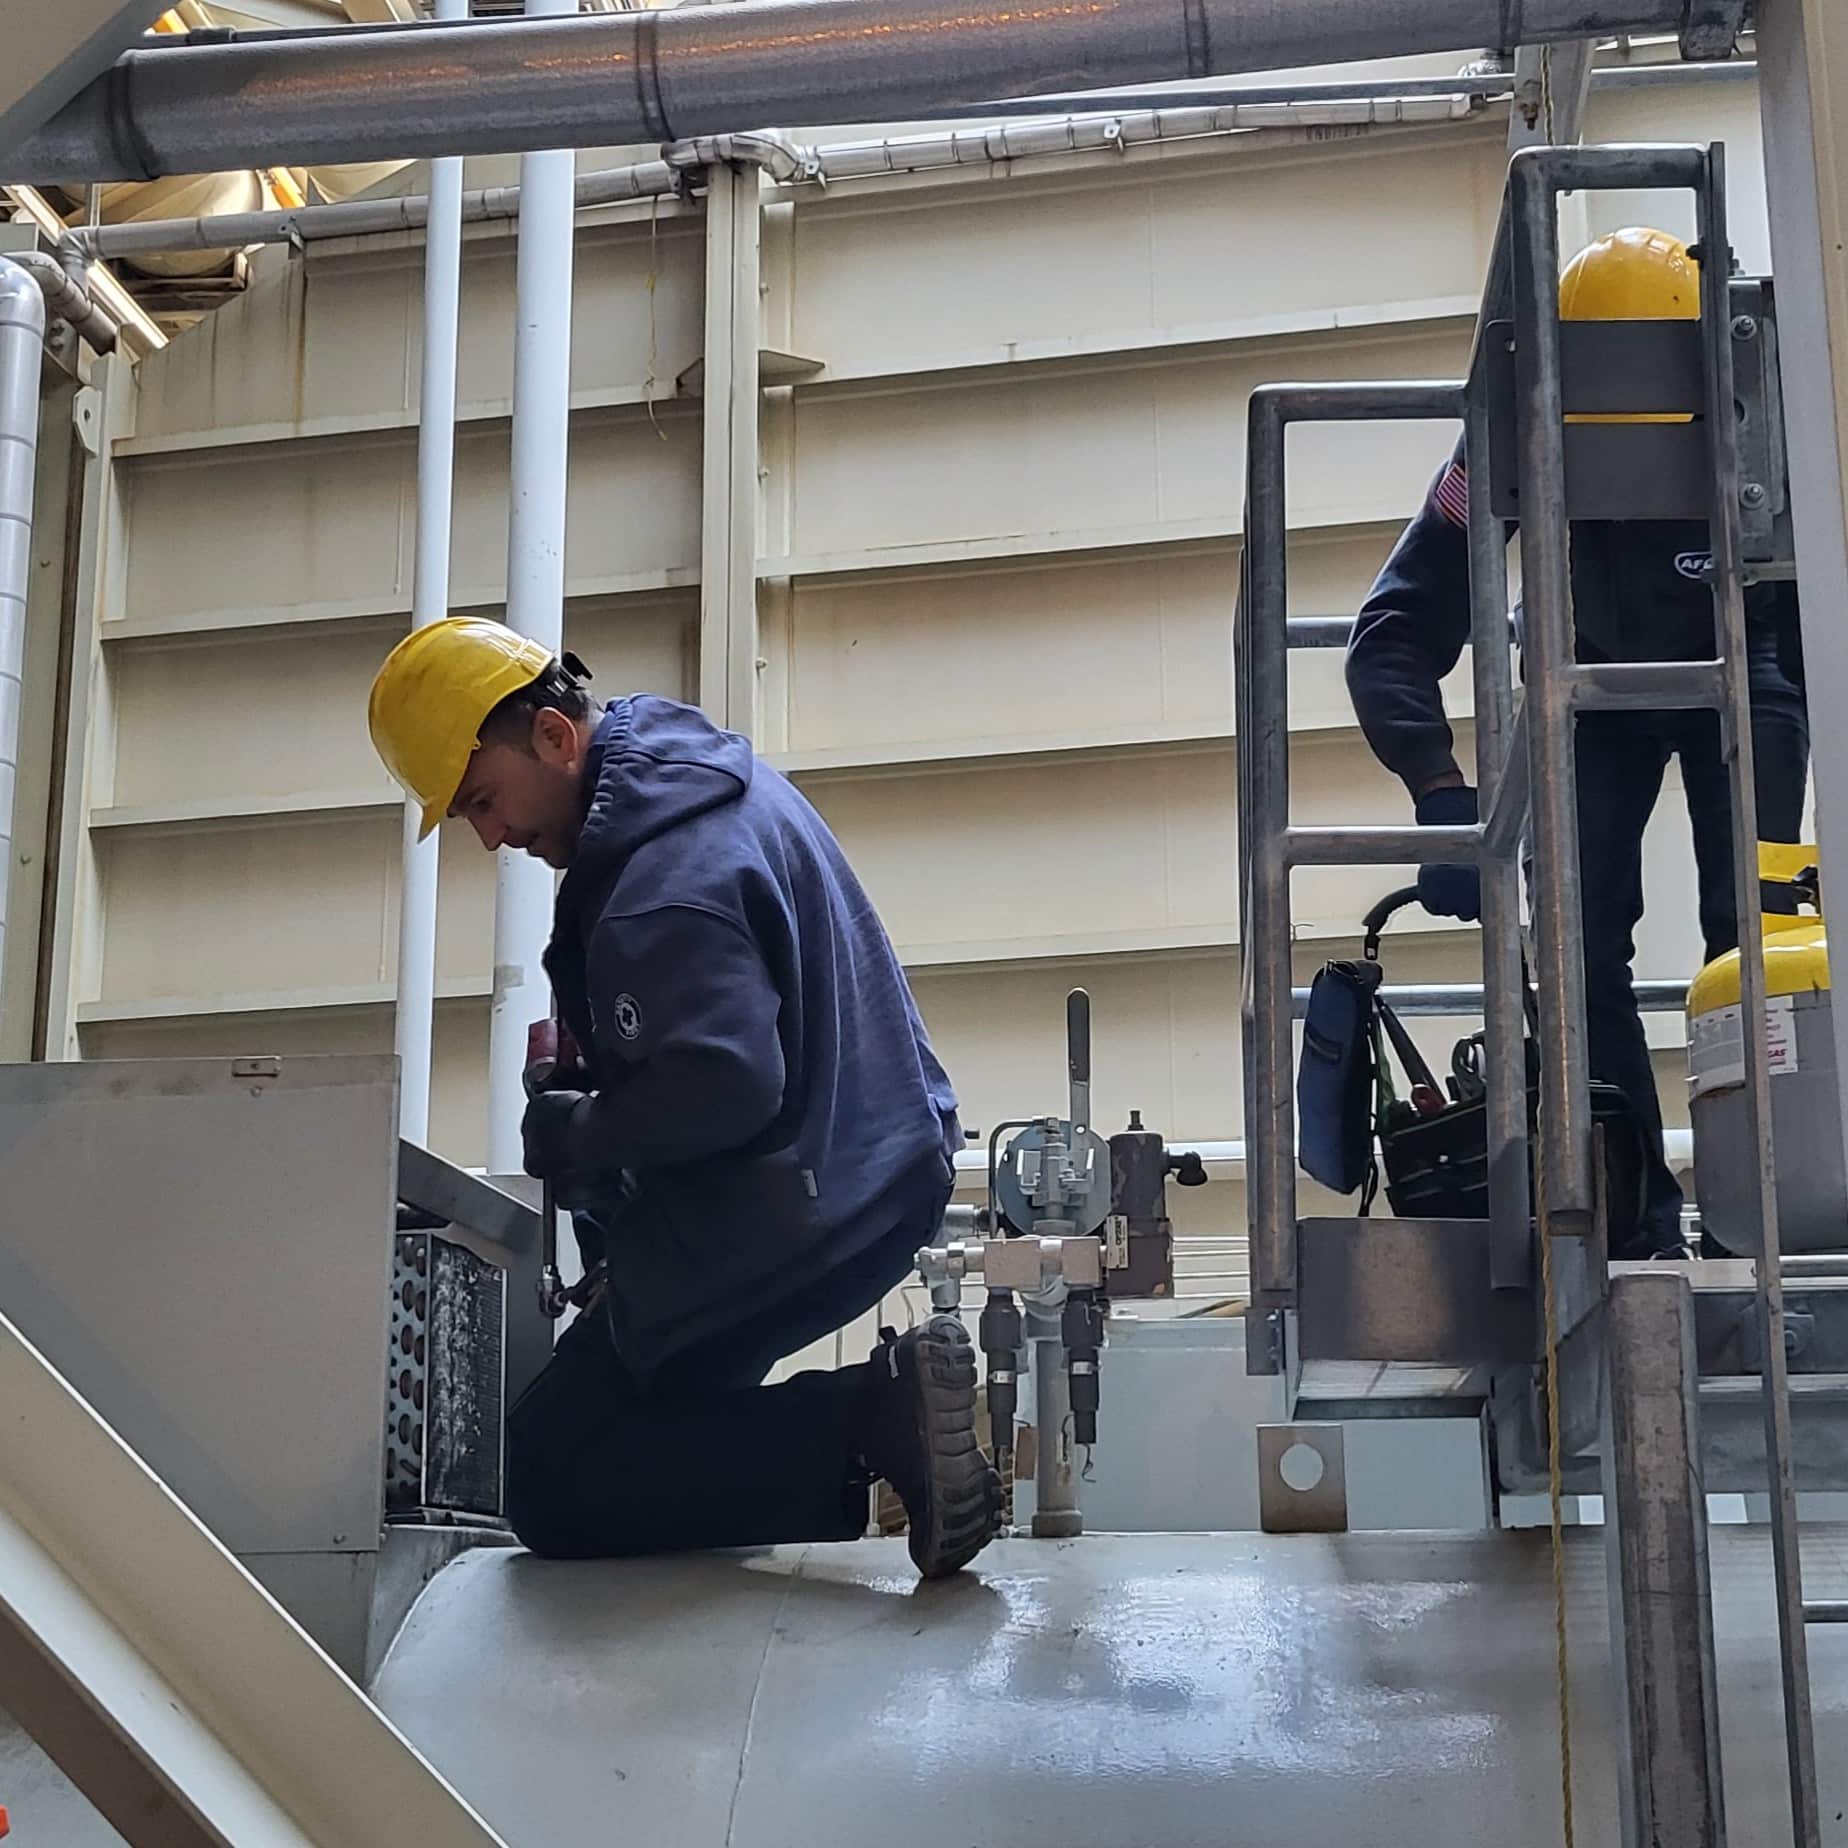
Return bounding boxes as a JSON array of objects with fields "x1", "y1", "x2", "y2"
[
  {"x1": 1297, "y1": 1217, "x2": 1537, "y2": 1366},
  {"x1": 0, "y1": 1056, "x2": 396, "y2": 1559}
]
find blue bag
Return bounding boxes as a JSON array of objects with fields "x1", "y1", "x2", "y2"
[{"x1": 1296, "y1": 954, "x2": 1386, "y2": 1199}]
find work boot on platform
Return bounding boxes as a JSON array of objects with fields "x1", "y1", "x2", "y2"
[{"x1": 852, "y1": 1317, "x2": 1002, "y2": 1578}]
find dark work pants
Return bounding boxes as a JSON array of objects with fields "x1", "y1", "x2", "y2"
[
  {"x1": 504, "y1": 1159, "x2": 952, "y2": 1559},
  {"x1": 1576, "y1": 621, "x2": 1809, "y2": 1248}
]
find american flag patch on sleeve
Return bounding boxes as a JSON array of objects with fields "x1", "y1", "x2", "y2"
[{"x1": 1432, "y1": 459, "x2": 1470, "y2": 527}]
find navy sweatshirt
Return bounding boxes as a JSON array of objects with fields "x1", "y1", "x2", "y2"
[
  {"x1": 541, "y1": 696, "x2": 959, "y2": 1374},
  {"x1": 1347, "y1": 439, "x2": 1803, "y2": 796}
]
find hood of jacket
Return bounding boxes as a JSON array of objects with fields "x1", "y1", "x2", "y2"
[{"x1": 555, "y1": 695, "x2": 754, "y2": 913}]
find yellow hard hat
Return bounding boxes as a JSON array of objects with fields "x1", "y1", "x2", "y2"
[
  {"x1": 1559, "y1": 226, "x2": 1699, "y2": 321},
  {"x1": 1560, "y1": 227, "x2": 1699, "y2": 426},
  {"x1": 369, "y1": 616, "x2": 554, "y2": 838}
]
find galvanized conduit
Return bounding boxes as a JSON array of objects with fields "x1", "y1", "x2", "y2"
[
  {"x1": 60, "y1": 97, "x2": 1476, "y2": 270},
  {"x1": 7, "y1": 0, "x2": 1691, "y2": 183},
  {"x1": 907, "y1": 58, "x2": 1758, "y2": 117}
]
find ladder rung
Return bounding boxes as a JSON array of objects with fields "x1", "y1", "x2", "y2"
[{"x1": 1801, "y1": 1602, "x2": 1848, "y2": 1624}]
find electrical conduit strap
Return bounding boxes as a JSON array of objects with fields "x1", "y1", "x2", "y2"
[{"x1": 1182, "y1": 0, "x2": 1211, "y2": 77}]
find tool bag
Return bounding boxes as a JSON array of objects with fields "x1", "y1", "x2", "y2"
[{"x1": 1297, "y1": 886, "x2": 1650, "y2": 1243}]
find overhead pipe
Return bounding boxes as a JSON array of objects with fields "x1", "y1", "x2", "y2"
[
  {"x1": 63, "y1": 159, "x2": 682, "y2": 265},
  {"x1": 55, "y1": 91, "x2": 1489, "y2": 276},
  {"x1": 395, "y1": 0, "x2": 468, "y2": 1152},
  {"x1": 486, "y1": 0, "x2": 576, "y2": 1178},
  {"x1": 0, "y1": 259, "x2": 45, "y2": 1025},
  {"x1": 6, "y1": 0, "x2": 1693, "y2": 184},
  {"x1": 40, "y1": 57, "x2": 1752, "y2": 272},
  {"x1": 790, "y1": 93, "x2": 1474, "y2": 183}
]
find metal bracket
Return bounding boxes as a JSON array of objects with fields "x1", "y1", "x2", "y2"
[
  {"x1": 1257, "y1": 1423, "x2": 1348, "y2": 1534},
  {"x1": 1679, "y1": 0, "x2": 1749, "y2": 59}
]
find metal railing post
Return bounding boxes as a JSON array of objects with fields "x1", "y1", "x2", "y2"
[
  {"x1": 1697, "y1": 142, "x2": 1821, "y2": 1847},
  {"x1": 1508, "y1": 148, "x2": 1594, "y2": 1232},
  {"x1": 1601, "y1": 1271, "x2": 1727, "y2": 1848},
  {"x1": 1244, "y1": 389, "x2": 1296, "y2": 1309},
  {"x1": 1465, "y1": 361, "x2": 1529, "y2": 1284},
  {"x1": 1242, "y1": 381, "x2": 1469, "y2": 1311}
]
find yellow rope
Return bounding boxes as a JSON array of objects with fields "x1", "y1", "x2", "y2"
[{"x1": 1539, "y1": 1166, "x2": 1577, "y2": 1848}]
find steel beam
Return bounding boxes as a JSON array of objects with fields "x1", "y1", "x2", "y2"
[{"x1": 0, "y1": 1305, "x2": 508, "y2": 1848}]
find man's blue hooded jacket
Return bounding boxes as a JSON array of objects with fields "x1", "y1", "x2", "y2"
[{"x1": 541, "y1": 695, "x2": 959, "y2": 1375}]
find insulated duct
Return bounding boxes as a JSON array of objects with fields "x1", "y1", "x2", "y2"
[
  {"x1": 6, "y1": 0, "x2": 1693, "y2": 185},
  {"x1": 0, "y1": 258, "x2": 44, "y2": 1018}
]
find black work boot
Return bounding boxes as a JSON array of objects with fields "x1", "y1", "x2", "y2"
[{"x1": 852, "y1": 1317, "x2": 1002, "y2": 1579}]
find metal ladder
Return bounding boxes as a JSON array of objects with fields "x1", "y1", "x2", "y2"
[{"x1": 1234, "y1": 140, "x2": 1821, "y2": 1845}]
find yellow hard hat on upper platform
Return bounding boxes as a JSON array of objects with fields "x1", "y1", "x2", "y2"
[
  {"x1": 1559, "y1": 227, "x2": 1700, "y2": 425},
  {"x1": 1560, "y1": 225, "x2": 1700, "y2": 322},
  {"x1": 368, "y1": 616, "x2": 553, "y2": 838}
]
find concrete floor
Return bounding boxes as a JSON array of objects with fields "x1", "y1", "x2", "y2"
[{"x1": 9, "y1": 1528, "x2": 1848, "y2": 1846}]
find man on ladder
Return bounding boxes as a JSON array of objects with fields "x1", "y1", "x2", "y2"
[{"x1": 1346, "y1": 226, "x2": 1810, "y2": 1257}]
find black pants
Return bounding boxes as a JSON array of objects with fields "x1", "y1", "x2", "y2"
[
  {"x1": 504, "y1": 1159, "x2": 952, "y2": 1559},
  {"x1": 1576, "y1": 621, "x2": 1809, "y2": 1248}
]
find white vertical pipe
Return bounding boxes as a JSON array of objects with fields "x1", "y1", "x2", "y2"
[
  {"x1": 487, "y1": 0, "x2": 576, "y2": 1175},
  {"x1": 395, "y1": 0, "x2": 467, "y2": 1150},
  {"x1": 0, "y1": 259, "x2": 46, "y2": 1017},
  {"x1": 697, "y1": 163, "x2": 762, "y2": 732}
]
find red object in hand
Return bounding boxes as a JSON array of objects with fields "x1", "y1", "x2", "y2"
[
  {"x1": 523, "y1": 1017, "x2": 582, "y2": 1097},
  {"x1": 524, "y1": 1017, "x2": 562, "y2": 1095}
]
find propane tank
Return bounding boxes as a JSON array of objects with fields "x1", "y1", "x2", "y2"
[{"x1": 1687, "y1": 842, "x2": 1841, "y2": 1255}]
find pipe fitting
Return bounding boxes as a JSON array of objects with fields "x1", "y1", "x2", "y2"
[
  {"x1": 6, "y1": 252, "x2": 116, "y2": 353},
  {"x1": 664, "y1": 131, "x2": 824, "y2": 186}
]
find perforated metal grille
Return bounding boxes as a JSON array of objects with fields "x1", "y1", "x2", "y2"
[{"x1": 387, "y1": 1233, "x2": 506, "y2": 1518}]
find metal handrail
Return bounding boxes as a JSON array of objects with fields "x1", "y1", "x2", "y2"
[{"x1": 1232, "y1": 139, "x2": 1818, "y2": 1844}]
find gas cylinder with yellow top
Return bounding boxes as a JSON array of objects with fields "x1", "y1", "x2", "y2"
[{"x1": 1687, "y1": 843, "x2": 1841, "y2": 1254}]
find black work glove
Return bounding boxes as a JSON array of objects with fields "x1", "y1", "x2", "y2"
[
  {"x1": 521, "y1": 1089, "x2": 610, "y2": 1210},
  {"x1": 1414, "y1": 783, "x2": 1481, "y2": 922}
]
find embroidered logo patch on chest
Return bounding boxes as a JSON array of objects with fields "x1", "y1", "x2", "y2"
[{"x1": 611, "y1": 993, "x2": 643, "y2": 1042}]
